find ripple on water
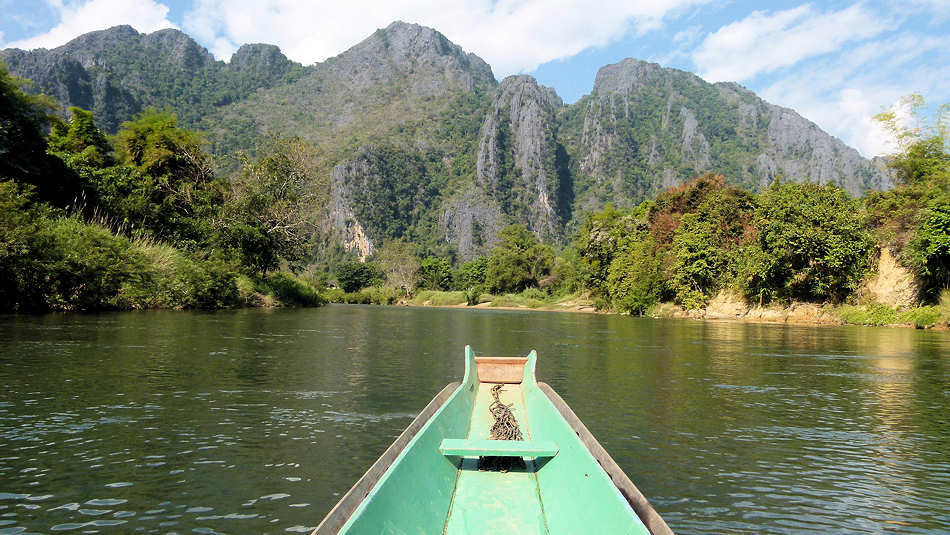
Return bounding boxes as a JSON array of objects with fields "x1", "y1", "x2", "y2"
[
  {"x1": 84, "y1": 499, "x2": 125, "y2": 506},
  {"x1": 50, "y1": 519, "x2": 127, "y2": 530}
]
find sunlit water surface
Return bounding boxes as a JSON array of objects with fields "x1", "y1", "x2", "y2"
[{"x1": 0, "y1": 306, "x2": 948, "y2": 534}]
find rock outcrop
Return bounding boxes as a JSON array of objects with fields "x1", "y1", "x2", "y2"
[
  {"x1": 566, "y1": 58, "x2": 891, "y2": 208},
  {"x1": 860, "y1": 248, "x2": 920, "y2": 308},
  {"x1": 321, "y1": 21, "x2": 494, "y2": 97},
  {"x1": 472, "y1": 75, "x2": 565, "y2": 241},
  {"x1": 439, "y1": 186, "x2": 506, "y2": 260}
]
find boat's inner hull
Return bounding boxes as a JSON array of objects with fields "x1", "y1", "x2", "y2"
[{"x1": 444, "y1": 383, "x2": 547, "y2": 533}]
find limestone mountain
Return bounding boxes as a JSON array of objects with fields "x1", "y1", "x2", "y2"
[
  {"x1": 559, "y1": 59, "x2": 890, "y2": 210},
  {"x1": 1, "y1": 25, "x2": 303, "y2": 132},
  {"x1": 2, "y1": 23, "x2": 893, "y2": 261}
]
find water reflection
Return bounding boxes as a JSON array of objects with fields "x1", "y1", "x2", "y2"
[{"x1": 0, "y1": 306, "x2": 947, "y2": 533}]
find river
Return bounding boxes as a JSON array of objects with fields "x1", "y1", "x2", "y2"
[{"x1": 0, "y1": 305, "x2": 948, "y2": 534}]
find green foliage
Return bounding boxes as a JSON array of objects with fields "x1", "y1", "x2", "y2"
[
  {"x1": 337, "y1": 285, "x2": 400, "y2": 305},
  {"x1": 487, "y1": 292, "x2": 545, "y2": 309},
  {"x1": 905, "y1": 199, "x2": 950, "y2": 297},
  {"x1": 335, "y1": 261, "x2": 382, "y2": 293},
  {"x1": 0, "y1": 62, "x2": 80, "y2": 206},
  {"x1": 549, "y1": 246, "x2": 586, "y2": 296},
  {"x1": 418, "y1": 256, "x2": 453, "y2": 290},
  {"x1": 115, "y1": 108, "x2": 209, "y2": 181},
  {"x1": 485, "y1": 225, "x2": 554, "y2": 293},
  {"x1": 837, "y1": 303, "x2": 944, "y2": 329},
  {"x1": 577, "y1": 203, "x2": 646, "y2": 299},
  {"x1": 41, "y1": 216, "x2": 148, "y2": 311},
  {"x1": 0, "y1": 181, "x2": 56, "y2": 310},
  {"x1": 48, "y1": 107, "x2": 114, "y2": 168},
  {"x1": 464, "y1": 286, "x2": 483, "y2": 306},
  {"x1": 342, "y1": 146, "x2": 444, "y2": 246},
  {"x1": 374, "y1": 240, "x2": 420, "y2": 292},
  {"x1": 870, "y1": 96, "x2": 950, "y2": 300},
  {"x1": 739, "y1": 182, "x2": 873, "y2": 303},
  {"x1": 606, "y1": 234, "x2": 663, "y2": 315},
  {"x1": 669, "y1": 213, "x2": 725, "y2": 309},
  {"x1": 86, "y1": 108, "x2": 222, "y2": 247},
  {"x1": 0, "y1": 180, "x2": 244, "y2": 312},
  {"x1": 410, "y1": 290, "x2": 467, "y2": 306},
  {"x1": 454, "y1": 257, "x2": 489, "y2": 290},
  {"x1": 219, "y1": 133, "x2": 321, "y2": 274},
  {"x1": 264, "y1": 272, "x2": 325, "y2": 307}
]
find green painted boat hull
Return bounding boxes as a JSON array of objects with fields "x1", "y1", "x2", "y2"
[{"x1": 313, "y1": 347, "x2": 674, "y2": 535}]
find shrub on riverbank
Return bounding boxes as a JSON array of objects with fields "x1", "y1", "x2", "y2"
[
  {"x1": 236, "y1": 272, "x2": 325, "y2": 307},
  {"x1": 321, "y1": 285, "x2": 401, "y2": 305},
  {"x1": 116, "y1": 242, "x2": 239, "y2": 310},
  {"x1": 410, "y1": 290, "x2": 466, "y2": 306},
  {"x1": 836, "y1": 303, "x2": 945, "y2": 328},
  {"x1": 0, "y1": 190, "x2": 241, "y2": 312}
]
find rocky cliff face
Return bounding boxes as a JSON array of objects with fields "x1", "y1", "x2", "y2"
[
  {"x1": 473, "y1": 75, "x2": 565, "y2": 241},
  {"x1": 563, "y1": 58, "x2": 891, "y2": 209},
  {"x1": 321, "y1": 21, "x2": 494, "y2": 97},
  {"x1": 1, "y1": 25, "x2": 299, "y2": 131}
]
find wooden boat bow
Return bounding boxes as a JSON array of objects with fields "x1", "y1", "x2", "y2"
[{"x1": 312, "y1": 346, "x2": 675, "y2": 535}]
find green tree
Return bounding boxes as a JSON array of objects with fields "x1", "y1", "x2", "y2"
[
  {"x1": 607, "y1": 233, "x2": 663, "y2": 315},
  {"x1": 665, "y1": 183, "x2": 755, "y2": 308},
  {"x1": 0, "y1": 62, "x2": 80, "y2": 206},
  {"x1": 485, "y1": 225, "x2": 554, "y2": 293},
  {"x1": 418, "y1": 256, "x2": 453, "y2": 290},
  {"x1": 94, "y1": 108, "x2": 221, "y2": 246},
  {"x1": 740, "y1": 182, "x2": 873, "y2": 303},
  {"x1": 335, "y1": 261, "x2": 381, "y2": 293},
  {"x1": 872, "y1": 94, "x2": 950, "y2": 300},
  {"x1": 48, "y1": 107, "x2": 114, "y2": 168},
  {"x1": 577, "y1": 204, "x2": 644, "y2": 299},
  {"x1": 0, "y1": 181, "x2": 53, "y2": 310},
  {"x1": 875, "y1": 94, "x2": 949, "y2": 187},
  {"x1": 549, "y1": 246, "x2": 586, "y2": 295},
  {"x1": 906, "y1": 199, "x2": 950, "y2": 297},
  {"x1": 375, "y1": 240, "x2": 420, "y2": 293},
  {"x1": 669, "y1": 213, "x2": 725, "y2": 309},
  {"x1": 220, "y1": 134, "x2": 322, "y2": 275},
  {"x1": 454, "y1": 257, "x2": 489, "y2": 290}
]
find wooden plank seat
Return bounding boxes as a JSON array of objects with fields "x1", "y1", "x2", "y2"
[{"x1": 439, "y1": 438, "x2": 558, "y2": 458}]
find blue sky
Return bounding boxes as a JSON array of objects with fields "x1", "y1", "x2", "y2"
[{"x1": 2, "y1": 0, "x2": 948, "y2": 157}]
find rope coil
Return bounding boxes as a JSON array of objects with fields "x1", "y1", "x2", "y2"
[{"x1": 479, "y1": 384, "x2": 525, "y2": 472}]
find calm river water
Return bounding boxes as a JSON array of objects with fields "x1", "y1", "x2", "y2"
[{"x1": 0, "y1": 305, "x2": 948, "y2": 534}]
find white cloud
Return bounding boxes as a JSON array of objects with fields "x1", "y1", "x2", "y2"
[
  {"x1": 757, "y1": 34, "x2": 949, "y2": 157},
  {"x1": 693, "y1": 4, "x2": 887, "y2": 83},
  {"x1": 5, "y1": 0, "x2": 176, "y2": 50},
  {"x1": 183, "y1": 0, "x2": 709, "y2": 76}
]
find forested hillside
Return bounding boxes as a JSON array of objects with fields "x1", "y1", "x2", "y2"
[
  {"x1": 2, "y1": 21, "x2": 945, "y2": 321},
  {"x1": 4, "y1": 22, "x2": 892, "y2": 260}
]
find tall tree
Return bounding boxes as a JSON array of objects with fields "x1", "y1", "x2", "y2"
[
  {"x1": 485, "y1": 224, "x2": 554, "y2": 293},
  {"x1": 872, "y1": 94, "x2": 950, "y2": 300},
  {"x1": 220, "y1": 134, "x2": 323, "y2": 275},
  {"x1": 0, "y1": 62, "x2": 79, "y2": 206},
  {"x1": 375, "y1": 240, "x2": 420, "y2": 294}
]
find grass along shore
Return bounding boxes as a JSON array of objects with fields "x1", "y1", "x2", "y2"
[{"x1": 321, "y1": 287, "x2": 950, "y2": 330}]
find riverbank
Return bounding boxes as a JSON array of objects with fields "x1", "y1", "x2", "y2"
[
  {"x1": 383, "y1": 289, "x2": 950, "y2": 330},
  {"x1": 408, "y1": 290, "x2": 602, "y2": 314}
]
